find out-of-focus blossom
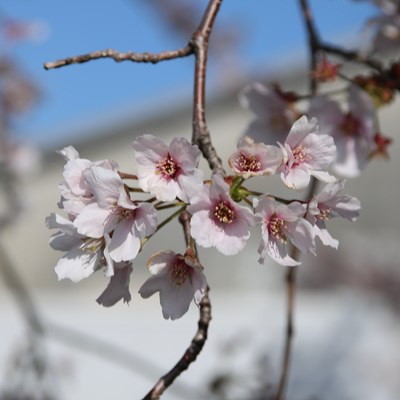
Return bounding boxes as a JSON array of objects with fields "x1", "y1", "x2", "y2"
[
  {"x1": 309, "y1": 86, "x2": 376, "y2": 178},
  {"x1": 188, "y1": 174, "x2": 256, "y2": 256},
  {"x1": 354, "y1": 0, "x2": 400, "y2": 51},
  {"x1": 370, "y1": 132, "x2": 393, "y2": 158},
  {"x1": 97, "y1": 263, "x2": 133, "y2": 307},
  {"x1": 46, "y1": 213, "x2": 112, "y2": 282},
  {"x1": 306, "y1": 180, "x2": 361, "y2": 248},
  {"x1": 139, "y1": 250, "x2": 207, "y2": 320},
  {"x1": 132, "y1": 135, "x2": 203, "y2": 202},
  {"x1": 311, "y1": 57, "x2": 341, "y2": 82},
  {"x1": 254, "y1": 196, "x2": 315, "y2": 266},
  {"x1": 73, "y1": 166, "x2": 157, "y2": 262},
  {"x1": 228, "y1": 136, "x2": 283, "y2": 179},
  {"x1": 278, "y1": 116, "x2": 336, "y2": 190},
  {"x1": 239, "y1": 82, "x2": 298, "y2": 145}
]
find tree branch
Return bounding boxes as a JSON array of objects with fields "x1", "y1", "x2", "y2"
[
  {"x1": 44, "y1": 46, "x2": 193, "y2": 70},
  {"x1": 190, "y1": 0, "x2": 225, "y2": 175}
]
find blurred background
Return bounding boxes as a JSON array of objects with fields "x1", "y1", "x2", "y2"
[{"x1": 0, "y1": 1, "x2": 399, "y2": 399}]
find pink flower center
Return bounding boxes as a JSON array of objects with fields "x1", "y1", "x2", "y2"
[
  {"x1": 214, "y1": 201, "x2": 235, "y2": 224},
  {"x1": 236, "y1": 153, "x2": 261, "y2": 172},
  {"x1": 115, "y1": 207, "x2": 136, "y2": 220},
  {"x1": 170, "y1": 259, "x2": 191, "y2": 286},
  {"x1": 292, "y1": 145, "x2": 311, "y2": 167},
  {"x1": 157, "y1": 153, "x2": 178, "y2": 179},
  {"x1": 268, "y1": 215, "x2": 287, "y2": 243},
  {"x1": 340, "y1": 112, "x2": 362, "y2": 137}
]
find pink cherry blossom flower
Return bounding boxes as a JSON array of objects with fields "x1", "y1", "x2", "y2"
[
  {"x1": 309, "y1": 86, "x2": 376, "y2": 178},
  {"x1": 254, "y1": 196, "x2": 315, "y2": 266},
  {"x1": 278, "y1": 116, "x2": 336, "y2": 190},
  {"x1": 188, "y1": 174, "x2": 256, "y2": 256},
  {"x1": 97, "y1": 263, "x2": 133, "y2": 307},
  {"x1": 73, "y1": 166, "x2": 157, "y2": 262},
  {"x1": 239, "y1": 82, "x2": 297, "y2": 145},
  {"x1": 132, "y1": 135, "x2": 203, "y2": 202},
  {"x1": 139, "y1": 250, "x2": 207, "y2": 320},
  {"x1": 306, "y1": 180, "x2": 361, "y2": 249},
  {"x1": 228, "y1": 136, "x2": 283, "y2": 179},
  {"x1": 57, "y1": 146, "x2": 118, "y2": 216},
  {"x1": 46, "y1": 213, "x2": 113, "y2": 282}
]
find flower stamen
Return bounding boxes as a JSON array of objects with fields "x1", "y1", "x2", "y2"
[
  {"x1": 316, "y1": 206, "x2": 332, "y2": 221},
  {"x1": 236, "y1": 153, "x2": 261, "y2": 172},
  {"x1": 268, "y1": 215, "x2": 287, "y2": 243},
  {"x1": 156, "y1": 153, "x2": 178, "y2": 179},
  {"x1": 214, "y1": 201, "x2": 235, "y2": 224},
  {"x1": 292, "y1": 145, "x2": 312, "y2": 166}
]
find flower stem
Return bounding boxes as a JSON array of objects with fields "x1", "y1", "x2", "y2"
[
  {"x1": 155, "y1": 202, "x2": 186, "y2": 211},
  {"x1": 141, "y1": 206, "x2": 186, "y2": 247}
]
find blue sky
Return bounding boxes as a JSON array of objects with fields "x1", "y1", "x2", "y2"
[{"x1": 2, "y1": 0, "x2": 376, "y2": 148}]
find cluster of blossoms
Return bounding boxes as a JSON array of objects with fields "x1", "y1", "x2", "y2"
[
  {"x1": 48, "y1": 102, "x2": 363, "y2": 319},
  {"x1": 241, "y1": 82, "x2": 392, "y2": 178}
]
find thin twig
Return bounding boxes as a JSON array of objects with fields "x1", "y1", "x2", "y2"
[
  {"x1": 274, "y1": 177, "x2": 320, "y2": 400},
  {"x1": 141, "y1": 287, "x2": 211, "y2": 400},
  {"x1": 44, "y1": 46, "x2": 193, "y2": 70},
  {"x1": 274, "y1": 6, "x2": 320, "y2": 395},
  {"x1": 179, "y1": 210, "x2": 195, "y2": 249}
]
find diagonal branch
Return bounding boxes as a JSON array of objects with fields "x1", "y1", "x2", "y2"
[{"x1": 44, "y1": 46, "x2": 193, "y2": 70}]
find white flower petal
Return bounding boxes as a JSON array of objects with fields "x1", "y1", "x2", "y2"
[{"x1": 96, "y1": 264, "x2": 133, "y2": 307}]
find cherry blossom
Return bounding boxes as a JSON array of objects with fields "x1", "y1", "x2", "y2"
[
  {"x1": 254, "y1": 196, "x2": 315, "y2": 266},
  {"x1": 46, "y1": 213, "x2": 113, "y2": 282},
  {"x1": 239, "y1": 82, "x2": 297, "y2": 145},
  {"x1": 139, "y1": 250, "x2": 207, "y2": 320},
  {"x1": 132, "y1": 135, "x2": 203, "y2": 202},
  {"x1": 188, "y1": 174, "x2": 256, "y2": 256},
  {"x1": 73, "y1": 166, "x2": 157, "y2": 262},
  {"x1": 309, "y1": 86, "x2": 376, "y2": 178},
  {"x1": 57, "y1": 146, "x2": 118, "y2": 216},
  {"x1": 306, "y1": 180, "x2": 361, "y2": 248},
  {"x1": 278, "y1": 116, "x2": 337, "y2": 190},
  {"x1": 356, "y1": 0, "x2": 400, "y2": 51},
  {"x1": 228, "y1": 136, "x2": 283, "y2": 179}
]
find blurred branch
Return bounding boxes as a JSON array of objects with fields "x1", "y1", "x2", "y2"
[
  {"x1": 0, "y1": 240, "x2": 44, "y2": 335},
  {"x1": 0, "y1": 240, "x2": 201, "y2": 398},
  {"x1": 274, "y1": 5, "x2": 322, "y2": 394}
]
